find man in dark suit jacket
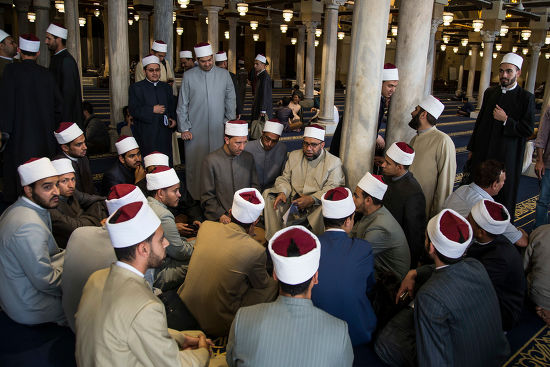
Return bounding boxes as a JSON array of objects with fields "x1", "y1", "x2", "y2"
[
  {"x1": 100, "y1": 136, "x2": 145, "y2": 195},
  {"x1": 382, "y1": 142, "x2": 427, "y2": 267},
  {"x1": 467, "y1": 199, "x2": 526, "y2": 331}
]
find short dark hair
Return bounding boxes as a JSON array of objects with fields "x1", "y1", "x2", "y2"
[
  {"x1": 147, "y1": 190, "x2": 160, "y2": 198},
  {"x1": 419, "y1": 107, "x2": 437, "y2": 125},
  {"x1": 358, "y1": 188, "x2": 383, "y2": 206},
  {"x1": 279, "y1": 277, "x2": 313, "y2": 296},
  {"x1": 111, "y1": 225, "x2": 155, "y2": 261},
  {"x1": 323, "y1": 214, "x2": 352, "y2": 229},
  {"x1": 20, "y1": 50, "x2": 38, "y2": 57},
  {"x1": 54, "y1": 35, "x2": 66, "y2": 46},
  {"x1": 427, "y1": 234, "x2": 462, "y2": 264},
  {"x1": 472, "y1": 159, "x2": 505, "y2": 189},
  {"x1": 82, "y1": 101, "x2": 93, "y2": 114},
  {"x1": 215, "y1": 61, "x2": 224, "y2": 67},
  {"x1": 229, "y1": 214, "x2": 254, "y2": 233},
  {"x1": 282, "y1": 96, "x2": 291, "y2": 106},
  {"x1": 291, "y1": 92, "x2": 301, "y2": 100}
]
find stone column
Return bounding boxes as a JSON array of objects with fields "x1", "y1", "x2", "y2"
[
  {"x1": 424, "y1": 18, "x2": 443, "y2": 96},
  {"x1": 64, "y1": 0, "x2": 82, "y2": 74},
  {"x1": 269, "y1": 18, "x2": 282, "y2": 81},
  {"x1": 136, "y1": 7, "x2": 152, "y2": 59},
  {"x1": 386, "y1": 0, "x2": 434, "y2": 146},
  {"x1": 108, "y1": 0, "x2": 129, "y2": 127},
  {"x1": 205, "y1": 5, "x2": 222, "y2": 53},
  {"x1": 318, "y1": 0, "x2": 344, "y2": 127},
  {"x1": 304, "y1": 21, "x2": 319, "y2": 103},
  {"x1": 34, "y1": 0, "x2": 50, "y2": 67},
  {"x1": 102, "y1": 2, "x2": 109, "y2": 77},
  {"x1": 296, "y1": 24, "x2": 306, "y2": 89},
  {"x1": 526, "y1": 42, "x2": 543, "y2": 93},
  {"x1": 86, "y1": 13, "x2": 94, "y2": 68},
  {"x1": 340, "y1": 0, "x2": 391, "y2": 188},
  {"x1": 465, "y1": 44, "x2": 479, "y2": 101},
  {"x1": 154, "y1": 0, "x2": 174, "y2": 66},
  {"x1": 175, "y1": 20, "x2": 182, "y2": 71},
  {"x1": 456, "y1": 55, "x2": 465, "y2": 95},
  {"x1": 14, "y1": 0, "x2": 31, "y2": 36},
  {"x1": 227, "y1": 16, "x2": 238, "y2": 73},
  {"x1": 476, "y1": 30, "x2": 498, "y2": 110}
]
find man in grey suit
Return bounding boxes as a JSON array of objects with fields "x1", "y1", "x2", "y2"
[{"x1": 226, "y1": 225, "x2": 354, "y2": 367}]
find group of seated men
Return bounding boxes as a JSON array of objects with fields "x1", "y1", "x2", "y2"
[{"x1": 0, "y1": 89, "x2": 547, "y2": 366}]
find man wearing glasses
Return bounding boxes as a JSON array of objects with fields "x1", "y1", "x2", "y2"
[{"x1": 263, "y1": 124, "x2": 345, "y2": 239}]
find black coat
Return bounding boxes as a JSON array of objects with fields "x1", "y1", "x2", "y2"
[
  {"x1": 251, "y1": 70, "x2": 273, "y2": 121},
  {"x1": 0, "y1": 59, "x2": 62, "y2": 202},
  {"x1": 49, "y1": 49, "x2": 83, "y2": 127},
  {"x1": 468, "y1": 85, "x2": 535, "y2": 218},
  {"x1": 383, "y1": 171, "x2": 427, "y2": 267},
  {"x1": 466, "y1": 235, "x2": 526, "y2": 331},
  {"x1": 53, "y1": 153, "x2": 96, "y2": 195},
  {"x1": 128, "y1": 80, "x2": 175, "y2": 162},
  {"x1": 100, "y1": 160, "x2": 136, "y2": 196},
  {"x1": 230, "y1": 71, "x2": 243, "y2": 116},
  {"x1": 83, "y1": 114, "x2": 110, "y2": 155}
]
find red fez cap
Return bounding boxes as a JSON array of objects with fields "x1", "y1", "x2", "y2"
[
  {"x1": 20, "y1": 33, "x2": 39, "y2": 41},
  {"x1": 55, "y1": 122, "x2": 75, "y2": 133},
  {"x1": 195, "y1": 42, "x2": 210, "y2": 47},
  {"x1": 109, "y1": 201, "x2": 144, "y2": 224},
  {"x1": 271, "y1": 228, "x2": 317, "y2": 257},
  {"x1": 154, "y1": 40, "x2": 166, "y2": 44},
  {"x1": 372, "y1": 174, "x2": 384, "y2": 184},
  {"x1": 108, "y1": 184, "x2": 138, "y2": 200},
  {"x1": 440, "y1": 210, "x2": 470, "y2": 243},
  {"x1": 25, "y1": 157, "x2": 41, "y2": 164},
  {"x1": 396, "y1": 142, "x2": 414, "y2": 154},
  {"x1": 239, "y1": 190, "x2": 261, "y2": 204},
  {"x1": 228, "y1": 120, "x2": 248, "y2": 124},
  {"x1": 151, "y1": 165, "x2": 171, "y2": 174},
  {"x1": 485, "y1": 200, "x2": 508, "y2": 221},
  {"x1": 384, "y1": 63, "x2": 397, "y2": 69},
  {"x1": 116, "y1": 135, "x2": 130, "y2": 143},
  {"x1": 324, "y1": 187, "x2": 349, "y2": 201}
]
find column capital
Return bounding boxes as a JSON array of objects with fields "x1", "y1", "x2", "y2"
[
  {"x1": 325, "y1": 0, "x2": 345, "y2": 9},
  {"x1": 33, "y1": 0, "x2": 50, "y2": 10},
  {"x1": 204, "y1": 5, "x2": 223, "y2": 13},
  {"x1": 480, "y1": 30, "x2": 498, "y2": 43},
  {"x1": 227, "y1": 16, "x2": 238, "y2": 26},
  {"x1": 14, "y1": 0, "x2": 32, "y2": 11},
  {"x1": 134, "y1": 4, "x2": 153, "y2": 16},
  {"x1": 430, "y1": 18, "x2": 443, "y2": 34},
  {"x1": 304, "y1": 20, "x2": 319, "y2": 33},
  {"x1": 530, "y1": 42, "x2": 544, "y2": 53}
]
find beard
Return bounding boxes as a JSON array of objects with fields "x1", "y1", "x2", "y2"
[
  {"x1": 408, "y1": 113, "x2": 421, "y2": 130},
  {"x1": 500, "y1": 75, "x2": 516, "y2": 88},
  {"x1": 32, "y1": 190, "x2": 59, "y2": 209},
  {"x1": 305, "y1": 150, "x2": 322, "y2": 161},
  {"x1": 147, "y1": 249, "x2": 165, "y2": 269}
]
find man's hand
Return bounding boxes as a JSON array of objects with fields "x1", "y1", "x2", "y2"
[
  {"x1": 168, "y1": 118, "x2": 176, "y2": 128},
  {"x1": 493, "y1": 104, "x2": 507, "y2": 122},
  {"x1": 292, "y1": 195, "x2": 314, "y2": 210},
  {"x1": 273, "y1": 192, "x2": 287, "y2": 209},
  {"x1": 220, "y1": 214, "x2": 231, "y2": 224},
  {"x1": 134, "y1": 164, "x2": 146, "y2": 183},
  {"x1": 535, "y1": 159, "x2": 545, "y2": 180},
  {"x1": 153, "y1": 104, "x2": 166, "y2": 114},
  {"x1": 395, "y1": 269, "x2": 417, "y2": 304},
  {"x1": 177, "y1": 220, "x2": 201, "y2": 236},
  {"x1": 181, "y1": 333, "x2": 213, "y2": 350},
  {"x1": 373, "y1": 156, "x2": 385, "y2": 167},
  {"x1": 376, "y1": 134, "x2": 385, "y2": 150},
  {"x1": 515, "y1": 228, "x2": 529, "y2": 248},
  {"x1": 181, "y1": 131, "x2": 193, "y2": 141}
]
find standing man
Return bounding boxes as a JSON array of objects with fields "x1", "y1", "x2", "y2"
[
  {"x1": 381, "y1": 142, "x2": 427, "y2": 267},
  {"x1": 135, "y1": 40, "x2": 177, "y2": 95},
  {"x1": 409, "y1": 95, "x2": 456, "y2": 218},
  {"x1": 250, "y1": 54, "x2": 273, "y2": 121},
  {"x1": 179, "y1": 50, "x2": 195, "y2": 72},
  {"x1": 215, "y1": 51, "x2": 243, "y2": 118},
  {"x1": 244, "y1": 119, "x2": 287, "y2": 191},
  {"x1": 534, "y1": 106, "x2": 550, "y2": 227},
  {"x1": 0, "y1": 29, "x2": 17, "y2": 80},
  {"x1": 100, "y1": 136, "x2": 145, "y2": 195},
  {"x1": 200, "y1": 121, "x2": 259, "y2": 223},
  {"x1": 53, "y1": 122, "x2": 96, "y2": 195},
  {"x1": 45, "y1": 23, "x2": 83, "y2": 127},
  {"x1": 0, "y1": 158, "x2": 65, "y2": 326},
  {"x1": 129, "y1": 54, "x2": 176, "y2": 162},
  {"x1": 468, "y1": 53, "x2": 535, "y2": 218},
  {"x1": 0, "y1": 34, "x2": 62, "y2": 203},
  {"x1": 177, "y1": 42, "x2": 236, "y2": 201}
]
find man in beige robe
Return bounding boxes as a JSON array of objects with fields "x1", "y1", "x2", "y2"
[
  {"x1": 134, "y1": 40, "x2": 177, "y2": 95},
  {"x1": 75, "y1": 201, "x2": 210, "y2": 367},
  {"x1": 408, "y1": 95, "x2": 456, "y2": 219},
  {"x1": 178, "y1": 188, "x2": 278, "y2": 337},
  {"x1": 263, "y1": 124, "x2": 345, "y2": 239}
]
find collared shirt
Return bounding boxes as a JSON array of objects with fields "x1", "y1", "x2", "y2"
[
  {"x1": 146, "y1": 78, "x2": 159, "y2": 87},
  {"x1": 63, "y1": 152, "x2": 78, "y2": 162},
  {"x1": 21, "y1": 196, "x2": 45, "y2": 210},
  {"x1": 417, "y1": 125, "x2": 435, "y2": 135},
  {"x1": 391, "y1": 170, "x2": 408, "y2": 182},
  {"x1": 115, "y1": 261, "x2": 144, "y2": 278},
  {"x1": 54, "y1": 48, "x2": 67, "y2": 56},
  {"x1": 325, "y1": 228, "x2": 345, "y2": 233},
  {"x1": 501, "y1": 82, "x2": 517, "y2": 94}
]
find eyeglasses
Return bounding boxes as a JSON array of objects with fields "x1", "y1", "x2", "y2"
[
  {"x1": 146, "y1": 68, "x2": 161, "y2": 72},
  {"x1": 302, "y1": 141, "x2": 322, "y2": 148},
  {"x1": 262, "y1": 135, "x2": 279, "y2": 144}
]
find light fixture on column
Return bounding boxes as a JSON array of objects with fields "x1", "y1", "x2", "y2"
[
  {"x1": 546, "y1": 31, "x2": 550, "y2": 44},
  {"x1": 225, "y1": 30, "x2": 230, "y2": 39},
  {"x1": 134, "y1": 14, "x2": 139, "y2": 21},
  {"x1": 391, "y1": 25, "x2": 398, "y2": 36},
  {"x1": 291, "y1": 37, "x2": 297, "y2": 45},
  {"x1": 442, "y1": 12, "x2": 454, "y2": 26},
  {"x1": 178, "y1": 0, "x2": 190, "y2": 8},
  {"x1": 177, "y1": 27, "x2": 184, "y2": 36},
  {"x1": 453, "y1": 46, "x2": 458, "y2": 53},
  {"x1": 469, "y1": 49, "x2": 472, "y2": 56},
  {"x1": 495, "y1": 43, "x2": 502, "y2": 51},
  {"x1": 237, "y1": 3, "x2": 248, "y2": 16},
  {"x1": 512, "y1": 46, "x2": 518, "y2": 53},
  {"x1": 493, "y1": 52, "x2": 497, "y2": 59},
  {"x1": 206, "y1": 17, "x2": 208, "y2": 25},
  {"x1": 315, "y1": 28, "x2": 322, "y2": 37},
  {"x1": 546, "y1": 53, "x2": 550, "y2": 59},
  {"x1": 522, "y1": 47, "x2": 528, "y2": 55},
  {"x1": 338, "y1": 32, "x2": 345, "y2": 40},
  {"x1": 481, "y1": 42, "x2": 484, "y2": 49},
  {"x1": 315, "y1": 40, "x2": 319, "y2": 47},
  {"x1": 55, "y1": 0, "x2": 64, "y2": 13},
  {"x1": 79, "y1": 17, "x2": 86, "y2": 27},
  {"x1": 128, "y1": 18, "x2": 133, "y2": 26},
  {"x1": 479, "y1": 50, "x2": 483, "y2": 57},
  {"x1": 440, "y1": 44, "x2": 446, "y2": 51},
  {"x1": 442, "y1": 35, "x2": 450, "y2": 44},
  {"x1": 472, "y1": 19, "x2": 483, "y2": 32},
  {"x1": 173, "y1": 12, "x2": 176, "y2": 23},
  {"x1": 250, "y1": 21, "x2": 258, "y2": 30},
  {"x1": 283, "y1": 9, "x2": 293, "y2": 22},
  {"x1": 280, "y1": 24, "x2": 288, "y2": 33},
  {"x1": 253, "y1": 33, "x2": 259, "y2": 41},
  {"x1": 521, "y1": 29, "x2": 531, "y2": 40},
  {"x1": 461, "y1": 38, "x2": 468, "y2": 47},
  {"x1": 386, "y1": 37, "x2": 391, "y2": 45},
  {"x1": 27, "y1": 12, "x2": 36, "y2": 23},
  {"x1": 94, "y1": 9, "x2": 100, "y2": 17},
  {"x1": 500, "y1": 25, "x2": 509, "y2": 37}
]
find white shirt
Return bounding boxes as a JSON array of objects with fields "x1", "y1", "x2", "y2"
[{"x1": 115, "y1": 261, "x2": 144, "y2": 278}]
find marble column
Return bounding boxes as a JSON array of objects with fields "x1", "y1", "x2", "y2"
[
  {"x1": 137, "y1": 9, "x2": 151, "y2": 59},
  {"x1": 476, "y1": 30, "x2": 497, "y2": 110},
  {"x1": 424, "y1": 18, "x2": 443, "y2": 96},
  {"x1": 64, "y1": 0, "x2": 82, "y2": 73},
  {"x1": 465, "y1": 44, "x2": 479, "y2": 102},
  {"x1": 154, "y1": 0, "x2": 174, "y2": 66},
  {"x1": 175, "y1": 20, "x2": 182, "y2": 71},
  {"x1": 102, "y1": 2, "x2": 109, "y2": 77},
  {"x1": 227, "y1": 16, "x2": 237, "y2": 73},
  {"x1": 14, "y1": 0, "x2": 31, "y2": 36},
  {"x1": 525, "y1": 42, "x2": 543, "y2": 93},
  {"x1": 269, "y1": 20, "x2": 281, "y2": 80},
  {"x1": 205, "y1": 6, "x2": 222, "y2": 53},
  {"x1": 296, "y1": 24, "x2": 306, "y2": 89},
  {"x1": 340, "y1": 0, "x2": 391, "y2": 188},
  {"x1": 304, "y1": 21, "x2": 318, "y2": 102},
  {"x1": 318, "y1": 0, "x2": 344, "y2": 127},
  {"x1": 456, "y1": 55, "x2": 465, "y2": 95},
  {"x1": 108, "y1": 0, "x2": 129, "y2": 127},
  {"x1": 386, "y1": 0, "x2": 434, "y2": 146},
  {"x1": 33, "y1": 0, "x2": 50, "y2": 67},
  {"x1": 86, "y1": 14, "x2": 94, "y2": 68}
]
